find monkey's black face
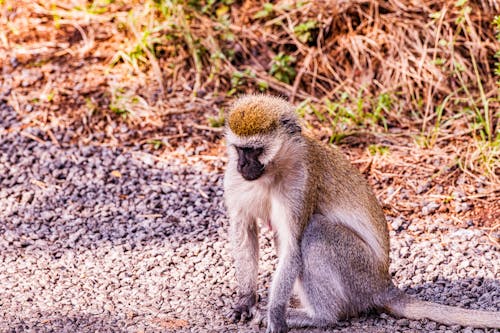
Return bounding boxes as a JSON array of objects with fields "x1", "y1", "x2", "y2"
[{"x1": 235, "y1": 146, "x2": 265, "y2": 181}]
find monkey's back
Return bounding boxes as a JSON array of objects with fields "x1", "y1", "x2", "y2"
[{"x1": 304, "y1": 136, "x2": 390, "y2": 266}]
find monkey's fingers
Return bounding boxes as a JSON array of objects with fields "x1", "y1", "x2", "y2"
[
  {"x1": 266, "y1": 309, "x2": 289, "y2": 333},
  {"x1": 230, "y1": 309, "x2": 242, "y2": 323},
  {"x1": 253, "y1": 309, "x2": 267, "y2": 327},
  {"x1": 265, "y1": 321, "x2": 288, "y2": 333},
  {"x1": 223, "y1": 308, "x2": 236, "y2": 321},
  {"x1": 228, "y1": 310, "x2": 240, "y2": 323},
  {"x1": 230, "y1": 304, "x2": 254, "y2": 322},
  {"x1": 224, "y1": 305, "x2": 250, "y2": 323},
  {"x1": 227, "y1": 292, "x2": 260, "y2": 323}
]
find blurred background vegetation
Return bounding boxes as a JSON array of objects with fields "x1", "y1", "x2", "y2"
[{"x1": 0, "y1": 0, "x2": 499, "y2": 180}]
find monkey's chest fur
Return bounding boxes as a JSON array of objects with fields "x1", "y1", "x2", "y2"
[{"x1": 229, "y1": 175, "x2": 304, "y2": 240}]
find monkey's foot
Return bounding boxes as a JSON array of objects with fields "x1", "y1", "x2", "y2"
[
  {"x1": 286, "y1": 308, "x2": 335, "y2": 328},
  {"x1": 253, "y1": 309, "x2": 267, "y2": 327}
]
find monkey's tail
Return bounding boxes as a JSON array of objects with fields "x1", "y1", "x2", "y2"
[{"x1": 384, "y1": 291, "x2": 500, "y2": 328}]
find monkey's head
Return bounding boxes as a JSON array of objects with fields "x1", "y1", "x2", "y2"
[{"x1": 225, "y1": 95, "x2": 302, "y2": 181}]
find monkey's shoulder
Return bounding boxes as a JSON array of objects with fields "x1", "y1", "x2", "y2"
[
  {"x1": 303, "y1": 136, "x2": 361, "y2": 176},
  {"x1": 303, "y1": 136, "x2": 379, "y2": 205}
]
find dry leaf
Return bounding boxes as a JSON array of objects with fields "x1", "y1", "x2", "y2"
[{"x1": 111, "y1": 170, "x2": 122, "y2": 178}]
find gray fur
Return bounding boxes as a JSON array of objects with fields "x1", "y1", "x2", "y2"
[{"x1": 292, "y1": 214, "x2": 392, "y2": 326}]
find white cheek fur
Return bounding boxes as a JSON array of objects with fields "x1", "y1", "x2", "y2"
[{"x1": 258, "y1": 137, "x2": 283, "y2": 166}]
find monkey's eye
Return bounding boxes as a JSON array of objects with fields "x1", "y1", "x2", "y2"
[{"x1": 235, "y1": 146, "x2": 263, "y2": 159}]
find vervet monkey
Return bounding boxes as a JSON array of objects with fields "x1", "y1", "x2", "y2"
[{"x1": 223, "y1": 95, "x2": 500, "y2": 333}]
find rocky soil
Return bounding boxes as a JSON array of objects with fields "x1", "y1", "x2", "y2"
[{"x1": 0, "y1": 103, "x2": 498, "y2": 333}]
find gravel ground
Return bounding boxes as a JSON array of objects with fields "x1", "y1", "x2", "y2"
[{"x1": 0, "y1": 103, "x2": 498, "y2": 333}]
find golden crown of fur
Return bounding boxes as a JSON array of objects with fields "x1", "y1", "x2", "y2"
[{"x1": 227, "y1": 95, "x2": 292, "y2": 136}]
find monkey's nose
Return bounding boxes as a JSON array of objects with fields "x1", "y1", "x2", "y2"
[
  {"x1": 237, "y1": 161, "x2": 248, "y2": 174},
  {"x1": 238, "y1": 163, "x2": 264, "y2": 181}
]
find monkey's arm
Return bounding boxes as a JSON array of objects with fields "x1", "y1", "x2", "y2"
[
  {"x1": 265, "y1": 197, "x2": 304, "y2": 333},
  {"x1": 266, "y1": 238, "x2": 302, "y2": 333},
  {"x1": 229, "y1": 212, "x2": 260, "y2": 322}
]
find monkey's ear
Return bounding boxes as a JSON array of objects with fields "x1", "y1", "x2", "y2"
[{"x1": 280, "y1": 117, "x2": 301, "y2": 135}]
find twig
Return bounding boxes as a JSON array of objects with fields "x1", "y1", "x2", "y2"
[
  {"x1": 45, "y1": 129, "x2": 60, "y2": 147},
  {"x1": 191, "y1": 123, "x2": 224, "y2": 133},
  {"x1": 291, "y1": 50, "x2": 314, "y2": 103},
  {"x1": 21, "y1": 132, "x2": 46, "y2": 144}
]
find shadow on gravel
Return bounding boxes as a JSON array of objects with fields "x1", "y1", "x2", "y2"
[
  {"x1": 400, "y1": 277, "x2": 500, "y2": 312},
  {"x1": 0, "y1": 127, "x2": 227, "y2": 256},
  {"x1": 4, "y1": 313, "x2": 143, "y2": 333}
]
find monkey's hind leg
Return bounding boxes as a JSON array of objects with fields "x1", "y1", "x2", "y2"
[
  {"x1": 284, "y1": 215, "x2": 348, "y2": 328},
  {"x1": 285, "y1": 308, "x2": 333, "y2": 328},
  {"x1": 288, "y1": 214, "x2": 388, "y2": 329}
]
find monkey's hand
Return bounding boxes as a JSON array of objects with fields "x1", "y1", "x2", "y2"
[
  {"x1": 266, "y1": 319, "x2": 288, "y2": 332},
  {"x1": 229, "y1": 292, "x2": 259, "y2": 323},
  {"x1": 266, "y1": 308, "x2": 288, "y2": 333}
]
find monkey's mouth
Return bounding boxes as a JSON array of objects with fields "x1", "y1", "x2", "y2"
[{"x1": 238, "y1": 164, "x2": 265, "y2": 181}]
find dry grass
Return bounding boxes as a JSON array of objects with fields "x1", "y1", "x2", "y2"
[{"x1": 0, "y1": 0, "x2": 499, "y2": 183}]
